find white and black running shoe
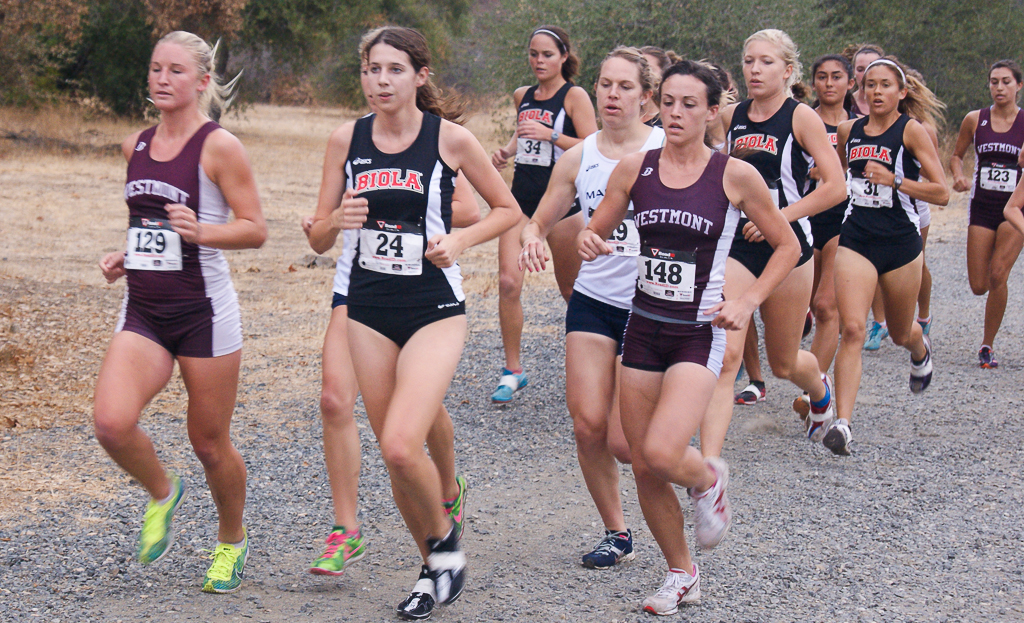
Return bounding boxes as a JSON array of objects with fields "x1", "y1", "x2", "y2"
[
  {"x1": 397, "y1": 565, "x2": 436, "y2": 620},
  {"x1": 909, "y1": 335, "x2": 933, "y2": 394},
  {"x1": 822, "y1": 419, "x2": 852, "y2": 456},
  {"x1": 426, "y1": 525, "x2": 466, "y2": 605}
]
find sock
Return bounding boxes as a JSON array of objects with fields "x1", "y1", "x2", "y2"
[
  {"x1": 669, "y1": 565, "x2": 697, "y2": 576},
  {"x1": 331, "y1": 524, "x2": 346, "y2": 533},
  {"x1": 506, "y1": 367, "x2": 523, "y2": 375},
  {"x1": 917, "y1": 315, "x2": 931, "y2": 324},
  {"x1": 225, "y1": 537, "x2": 245, "y2": 549},
  {"x1": 810, "y1": 378, "x2": 830, "y2": 410},
  {"x1": 912, "y1": 351, "x2": 928, "y2": 366}
]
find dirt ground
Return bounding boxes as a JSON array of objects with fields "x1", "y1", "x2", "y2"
[{"x1": 2, "y1": 104, "x2": 997, "y2": 623}]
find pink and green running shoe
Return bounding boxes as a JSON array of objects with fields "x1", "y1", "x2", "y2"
[
  {"x1": 444, "y1": 475, "x2": 468, "y2": 540},
  {"x1": 309, "y1": 527, "x2": 366, "y2": 576}
]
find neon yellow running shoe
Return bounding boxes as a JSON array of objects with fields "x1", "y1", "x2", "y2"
[
  {"x1": 202, "y1": 528, "x2": 248, "y2": 594},
  {"x1": 137, "y1": 473, "x2": 185, "y2": 565},
  {"x1": 309, "y1": 527, "x2": 366, "y2": 576},
  {"x1": 444, "y1": 475, "x2": 468, "y2": 540}
]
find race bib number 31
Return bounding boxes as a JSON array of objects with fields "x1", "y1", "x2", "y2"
[
  {"x1": 980, "y1": 163, "x2": 1017, "y2": 192},
  {"x1": 514, "y1": 137, "x2": 553, "y2": 167},
  {"x1": 358, "y1": 219, "x2": 424, "y2": 276},
  {"x1": 636, "y1": 246, "x2": 696, "y2": 302},
  {"x1": 848, "y1": 173, "x2": 893, "y2": 208},
  {"x1": 124, "y1": 217, "x2": 182, "y2": 271}
]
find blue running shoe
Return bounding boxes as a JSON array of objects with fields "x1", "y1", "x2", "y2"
[
  {"x1": 979, "y1": 346, "x2": 998, "y2": 369},
  {"x1": 490, "y1": 368, "x2": 527, "y2": 403},
  {"x1": 917, "y1": 317, "x2": 932, "y2": 336},
  {"x1": 581, "y1": 529, "x2": 635, "y2": 569},
  {"x1": 864, "y1": 321, "x2": 888, "y2": 351}
]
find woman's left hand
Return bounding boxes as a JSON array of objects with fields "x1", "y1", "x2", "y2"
[
  {"x1": 704, "y1": 297, "x2": 758, "y2": 331},
  {"x1": 167, "y1": 203, "x2": 203, "y2": 244},
  {"x1": 425, "y1": 233, "x2": 465, "y2": 268},
  {"x1": 518, "y1": 120, "x2": 553, "y2": 142},
  {"x1": 862, "y1": 161, "x2": 896, "y2": 188},
  {"x1": 742, "y1": 219, "x2": 765, "y2": 243}
]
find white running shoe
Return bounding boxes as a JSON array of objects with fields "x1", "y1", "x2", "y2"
[
  {"x1": 641, "y1": 566, "x2": 701, "y2": 615},
  {"x1": 909, "y1": 335, "x2": 933, "y2": 394},
  {"x1": 822, "y1": 419, "x2": 852, "y2": 456},
  {"x1": 806, "y1": 374, "x2": 835, "y2": 442},
  {"x1": 690, "y1": 457, "x2": 732, "y2": 550}
]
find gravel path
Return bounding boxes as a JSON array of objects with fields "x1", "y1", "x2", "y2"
[{"x1": 2, "y1": 222, "x2": 1024, "y2": 623}]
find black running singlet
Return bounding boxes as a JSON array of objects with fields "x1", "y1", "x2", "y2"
[
  {"x1": 727, "y1": 98, "x2": 814, "y2": 249},
  {"x1": 510, "y1": 82, "x2": 578, "y2": 213},
  {"x1": 844, "y1": 114, "x2": 922, "y2": 238},
  {"x1": 345, "y1": 113, "x2": 463, "y2": 307}
]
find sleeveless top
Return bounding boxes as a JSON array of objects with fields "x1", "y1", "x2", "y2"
[
  {"x1": 727, "y1": 98, "x2": 814, "y2": 248},
  {"x1": 629, "y1": 150, "x2": 741, "y2": 323},
  {"x1": 511, "y1": 82, "x2": 578, "y2": 210},
  {"x1": 123, "y1": 121, "x2": 233, "y2": 305},
  {"x1": 844, "y1": 114, "x2": 922, "y2": 238},
  {"x1": 807, "y1": 118, "x2": 850, "y2": 221},
  {"x1": 971, "y1": 106, "x2": 1024, "y2": 206},
  {"x1": 574, "y1": 127, "x2": 666, "y2": 309},
  {"x1": 344, "y1": 112, "x2": 462, "y2": 307}
]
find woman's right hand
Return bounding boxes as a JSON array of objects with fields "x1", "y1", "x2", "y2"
[
  {"x1": 99, "y1": 251, "x2": 126, "y2": 284},
  {"x1": 952, "y1": 176, "x2": 970, "y2": 193},
  {"x1": 577, "y1": 228, "x2": 612, "y2": 261},
  {"x1": 332, "y1": 188, "x2": 368, "y2": 230}
]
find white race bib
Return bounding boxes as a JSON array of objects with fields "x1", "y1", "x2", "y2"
[
  {"x1": 358, "y1": 219, "x2": 424, "y2": 276},
  {"x1": 607, "y1": 209, "x2": 640, "y2": 257},
  {"x1": 848, "y1": 173, "x2": 893, "y2": 208},
  {"x1": 124, "y1": 217, "x2": 182, "y2": 271},
  {"x1": 636, "y1": 246, "x2": 696, "y2": 302},
  {"x1": 980, "y1": 163, "x2": 1017, "y2": 192},
  {"x1": 514, "y1": 137, "x2": 553, "y2": 167}
]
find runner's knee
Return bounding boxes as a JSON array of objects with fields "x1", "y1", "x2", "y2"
[{"x1": 320, "y1": 383, "x2": 358, "y2": 425}]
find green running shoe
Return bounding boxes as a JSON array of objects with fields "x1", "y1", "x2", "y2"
[
  {"x1": 137, "y1": 473, "x2": 185, "y2": 565},
  {"x1": 309, "y1": 527, "x2": 366, "y2": 576},
  {"x1": 444, "y1": 475, "x2": 468, "y2": 540},
  {"x1": 202, "y1": 528, "x2": 249, "y2": 594}
]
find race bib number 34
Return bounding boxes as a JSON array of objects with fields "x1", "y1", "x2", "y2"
[
  {"x1": 124, "y1": 217, "x2": 182, "y2": 271},
  {"x1": 848, "y1": 173, "x2": 893, "y2": 208},
  {"x1": 636, "y1": 246, "x2": 696, "y2": 302},
  {"x1": 515, "y1": 137, "x2": 553, "y2": 167},
  {"x1": 980, "y1": 163, "x2": 1017, "y2": 193},
  {"x1": 358, "y1": 219, "x2": 424, "y2": 276}
]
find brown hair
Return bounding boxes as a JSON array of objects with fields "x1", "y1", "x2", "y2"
[
  {"x1": 864, "y1": 56, "x2": 946, "y2": 130},
  {"x1": 639, "y1": 46, "x2": 682, "y2": 74},
  {"x1": 599, "y1": 46, "x2": 658, "y2": 96},
  {"x1": 361, "y1": 26, "x2": 465, "y2": 123},
  {"x1": 530, "y1": 26, "x2": 580, "y2": 82},
  {"x1": 990, "y1": 59, "x2": 1023, "y2": 85}
]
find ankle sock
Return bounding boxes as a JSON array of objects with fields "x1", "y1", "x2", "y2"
[{"x1": 810, "y1": 380, "x2": 830, "y2": 410}]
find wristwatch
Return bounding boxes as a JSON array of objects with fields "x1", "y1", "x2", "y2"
[
  {"x1": 893, "y1": 175, "x2": 903, "y2": 190},
  {"x1": 550, "y1": 130, "x2": 560, "y2": 143}
]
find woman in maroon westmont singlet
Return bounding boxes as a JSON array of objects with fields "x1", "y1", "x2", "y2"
[
  {"x1": 951, "y1": 60, "x2": 1024, "y2": 368},
  {"x1": 580, "y1": 60, "x2": 800, "y2": 616},
  {"x1": 93, "y1": 31, "x2": 266, "y2": 593}
]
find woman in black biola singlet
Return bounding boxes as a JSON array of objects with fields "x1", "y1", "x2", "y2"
[
  {"x1": 829, "y1": 57, "x2": 949, "y2": 456},
  {"x1": 702, "y1": 29, "x2": 847, "y2": 456},
  {"x1": 331, "y1": 27, "x2": 521, "y2": 620},
  {"x1": 580, "y1": 60, "x2": 800, "y2": 616},
  {"x1": 489, "y1": 26, "x2": 597, "y2": 404},
  {"x1": 951, "y1": 60, "x2": 1024, "y2": 368},
  {"x1": 93, "y1": 31, "x2": 266, "y2": 593},
  {"x1": 799, "y1": 54, "x2": 856, "y2": 387}
]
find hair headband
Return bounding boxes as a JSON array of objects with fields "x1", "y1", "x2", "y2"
[
  {"x1": 865, "y1": 59, "x2": 906, "y2": 84},
  {"x1": 532, "y1": 29, "x2": 566, "y2": 52}
]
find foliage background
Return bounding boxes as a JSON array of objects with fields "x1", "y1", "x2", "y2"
[{"x1": 2, "y1": 0, "x2": 1022, "y2": 123}]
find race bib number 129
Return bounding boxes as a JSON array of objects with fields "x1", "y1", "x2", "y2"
[{"x1": 124, "y1": 217, "x2": 182, "y2": 271}]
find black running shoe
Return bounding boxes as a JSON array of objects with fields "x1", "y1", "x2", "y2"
[
  {"x1": 909, "y1": 336, "x2": 933, "y2": 394},
  {"x1": 426, "y1": 525, "x2": 466, "y2": 605},
  {"x1": 581, "y1": 529, "x2": 635, "y2": 569},
  {"x1": 397, "y1": 565, "x2": 436, "y2": 620}
]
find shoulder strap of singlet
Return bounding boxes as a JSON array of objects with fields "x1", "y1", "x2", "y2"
[
  {"x1": 347, "y1": 114, "x2": 374, "y2": 162},
  {"x1": 733, "y1": 99, "x2": 752, "y2": 124},
  {"x1": 135, "y1": 125, "x2": 158, "y2": 151},
  {"x1": 553, "y1": 81, "x2": 573, "y2": 105},
  {"x1": 417, "y1": 112, "x2": 442, "y2": 152},
  {"x1": 522, "y1": 85, "x2": 539, "y2": 104}
]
